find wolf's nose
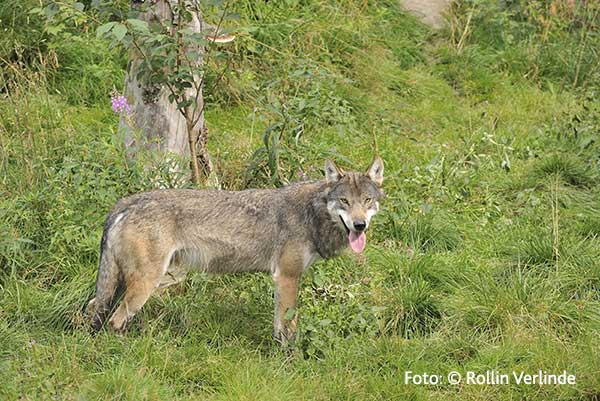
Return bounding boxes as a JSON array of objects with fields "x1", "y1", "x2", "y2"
[{"x1": 353, "y1": 221, "x2": 366, "y2": 231}]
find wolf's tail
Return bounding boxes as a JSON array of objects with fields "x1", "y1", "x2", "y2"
[{"x1": 87, "y1": 216, "x2": 122, "y2": 330}]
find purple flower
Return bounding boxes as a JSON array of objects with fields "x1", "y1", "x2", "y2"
[
  {"x1": 297, "y1": 169, "x2": 308, "y2": 181},
  {"x1": 111, "y1": 95, "x2": 132, "y2": 115},
  {"x1": 297, "y1": 165, "x2": 314, "y2": 181}
]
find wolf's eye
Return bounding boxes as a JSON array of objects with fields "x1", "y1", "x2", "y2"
[
  {"x1": 339, "y1": 198, "x2": 349, "y2": 206},
  {"x1": 365, "y1": 197, "x2": 372, "y2": 204}
]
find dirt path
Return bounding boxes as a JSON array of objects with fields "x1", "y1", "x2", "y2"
[{"x1": 400, "y1": 0, "x2": 452, "y2": 29}]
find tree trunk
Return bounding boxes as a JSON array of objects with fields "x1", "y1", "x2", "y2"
[{"x1": 120, "y1": 0, "x2": 213, "y2": 186}]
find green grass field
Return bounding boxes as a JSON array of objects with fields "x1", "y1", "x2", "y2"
[{"x1": 1, "y1": 1, "x2": 600, "y2": 399}]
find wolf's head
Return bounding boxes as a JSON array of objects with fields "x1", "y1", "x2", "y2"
[{"x1": 324, "y1": 157, "x2": 384, "y2": 253}]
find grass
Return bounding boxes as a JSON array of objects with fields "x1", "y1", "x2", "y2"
[{"x1": 1, "y1": 0, "x2": 600, "y2": 399}]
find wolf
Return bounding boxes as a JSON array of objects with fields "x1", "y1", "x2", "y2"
[{"x1": 87, "y1": 157, "x2": 384, "y2": 343}]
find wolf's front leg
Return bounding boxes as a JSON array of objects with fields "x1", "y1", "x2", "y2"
[{"x1": 273, "y1": 271, "x2": 300, "y2": 345}]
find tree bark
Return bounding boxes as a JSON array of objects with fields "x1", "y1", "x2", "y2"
[{"x1": 120, "y1": 0, "x2": 213, "y2": 186}]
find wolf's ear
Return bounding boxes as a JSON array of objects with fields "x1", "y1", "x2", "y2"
[
  {"x1": 366, "y1": 156, "x2": 384, "y2": 186},
  {"x1": 324, "y1": 159, "x2": 344, "y2": 183}
]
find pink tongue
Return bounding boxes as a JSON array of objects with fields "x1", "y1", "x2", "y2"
[{"x1": 348, "y1": 231, "x2": 366, "y2": 253}]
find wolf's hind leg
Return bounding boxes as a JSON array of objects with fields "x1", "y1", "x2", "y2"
[
  {"x1": 108, "y1": 274, "x2": 159, "y2": 332},
  {"x1": 108, "y1": 251, "x2": 169, "y2": 332}
]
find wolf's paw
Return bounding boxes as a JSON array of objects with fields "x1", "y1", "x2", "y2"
[
  {"x1": 85, "y1": 298, "x2": 96, "y2": 318},
  {"x1": 108, "y1": 314, "x2": 129, "y2": 335},
  {"x1": 86, "y1": 299, "x2": 105, "y2": 332}
]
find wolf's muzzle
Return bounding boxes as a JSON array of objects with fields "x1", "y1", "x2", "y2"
[{"x1": 353, "y1": 221, "x2": 366, "y2": 232}]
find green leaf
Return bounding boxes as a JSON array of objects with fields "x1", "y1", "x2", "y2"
[
  {"x1": 312, "y1": 273, "x2": 323, "y2": 287},
  {"x1": 44, "y1": 4, "x2": 60, "y2": 18},
  {"x1": 224, "y1": 12, "x2": 240, "y2": 20},
  {"x1": 74, "y1": 2, "x2": 84, "y2": 11},
  {"x1": 176, "y1": 99, "x2": 193, "y2": 110},
  {"x1": 47, "y1": 24, "x2": 65, "y2": 35},
  {"x1": 186, "y1": 32, "x2": 208, "y2": 47},
  {"x1": 112, "y1": 23, "x2": 127, "y2": 41},
  {"x1": 283, "y1": 307, "x2": 296, "y2": 321},
  {"x1": 206, "y1": 0, "x2": 224, "y2": 7},
  {"x1": 579, "y1": 135, "x2": 596, "y2": 150},
  {"x1": 127, "y1": 18, "x2": 149, "y2": 34},
  {"x1": 96, "y1": 22, "x2": 116, "y2": 38}
]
